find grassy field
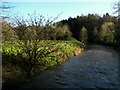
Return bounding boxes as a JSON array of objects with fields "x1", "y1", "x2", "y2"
[{"x1": 2, "y1": 40, "x2": 84, "y2": 85}]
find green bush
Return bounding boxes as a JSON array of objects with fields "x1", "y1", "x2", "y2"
[
  {"x1": 50, "y1": 24, "x2": 72, "y2": 40},
  {"x1": 99, "y1": 22, "x2": 115, "y2": 45}
]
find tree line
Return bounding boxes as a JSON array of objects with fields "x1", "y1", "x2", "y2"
[
  {"x1": 55, "y1": 13, "x2": 120, "y2": 50},
  {"x1": 2, "y1": 12, "x2": 120, "y2": 50}
]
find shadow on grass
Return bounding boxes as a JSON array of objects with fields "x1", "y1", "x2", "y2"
[{"x1": 2, "y1": 53, "x2": 31, "y2": 89}]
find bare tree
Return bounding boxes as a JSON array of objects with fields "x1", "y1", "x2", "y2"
[
  {"x1": 113, "y1": 1, "x2": 120, "y2": 50},
  {"x1": 114, "y1": 1, "x2": 120, "y2": 18},
  {"x1": 13, "y1": 12, "x2": 61, "y2": 77},
  {"x1": 0, "y1": 1, "x2": 14, "y2": 21}
]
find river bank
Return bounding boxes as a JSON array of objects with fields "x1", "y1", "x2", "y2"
[
  {"x1": 2, "y1": 40, "x2": 84, "y2": 89},
  {"x1": 18, "y1": 44, "x2": 119, "y2": 89},
  {"x1": 3, "y1": 44, "x2": 119, "y2": 89}
]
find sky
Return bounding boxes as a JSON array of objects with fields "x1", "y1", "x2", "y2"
[{"x1": 2, "y1": 0, "x2": 119, "y2": 22}]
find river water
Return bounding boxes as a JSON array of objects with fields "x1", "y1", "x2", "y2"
[{"x1": 9, "y1": 45, "x2": 120, "y2": 89}]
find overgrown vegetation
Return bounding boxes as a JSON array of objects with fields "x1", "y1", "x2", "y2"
[
  {"x1": 114, "y1": 1, "x2": 120, "y2": 52},
  {"x1": 2, "y1": 1, "x2": 120, "y2": 88},
  {"x1": 2, "y1": 40, "x2": 84, "y2": 85},
  {"x1": 2, "y1": 13, "x2": 84, "y2": 86},
  {"x1": 58, "y1": 13, "x2": 120, "y2": 50},
  {"x1": 115, "y1": 20, "x2": 120, "y2": 51}
]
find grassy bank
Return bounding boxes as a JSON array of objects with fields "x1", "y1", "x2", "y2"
[{"x1": 2, "y1": 40, "x2": 84, "y2": 86}]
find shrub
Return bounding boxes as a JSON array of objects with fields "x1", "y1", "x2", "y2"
[{"x1": 99, "y1": 22, "x2": 115, "y2": 45}]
